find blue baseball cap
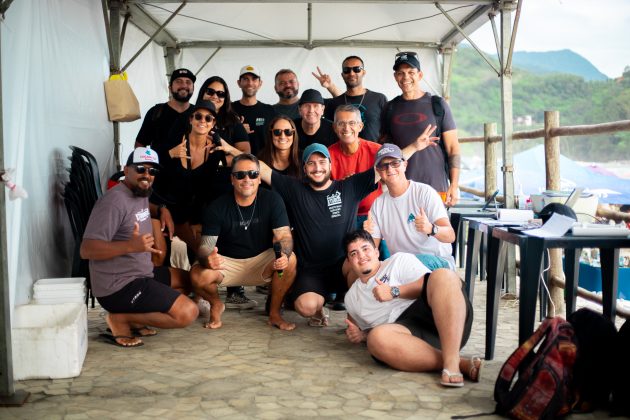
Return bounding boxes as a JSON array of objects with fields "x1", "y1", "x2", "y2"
[{"x1": 302, "y1": 143, "x2": 331, "y2": 163}]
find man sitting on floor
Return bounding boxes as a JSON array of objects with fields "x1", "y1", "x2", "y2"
[
  {"x1": 81, "y1": 147, "x2": 198, "y2": 348},
  {"x1": 342, "y1": 229, "x2": 481, "y2": 387},
  {"x1": 190, "y1": 153, "x2": 297, "y2": 330}
]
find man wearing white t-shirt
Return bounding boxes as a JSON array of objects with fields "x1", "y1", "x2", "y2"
[
  {"x1": 365, "y1": 143, "x2": 456, "y2": 269},
  {"x1": 342, "y1": 230, "x2": 479, "y2": 387}
]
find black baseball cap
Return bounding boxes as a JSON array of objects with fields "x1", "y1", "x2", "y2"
[
  {"x1": 393, "y1": 52, "x2": 421, "y2": 71},
  {"x1": 299, "y1": 89, "x2": 325, "y2": 105},
  {"x1": 190, "y1": 100, "x2": 217, "y2": 116},
  {"x1": 170, "y1": 68, "x2": 196, "y2": 84}
]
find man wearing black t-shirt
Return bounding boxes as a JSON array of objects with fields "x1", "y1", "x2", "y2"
[
  {"x1": 191, "y1": 154, "x2": 297, "y2": 331},
  {"x1": 135, "y1": 68, "x2": 196, "y2": 151},
  {"x1": 232, "y1": 65, "x2": 277, "y2": 155},
  {"x1": 294, "y1": 89, "x2": 337, "y2": 150}
]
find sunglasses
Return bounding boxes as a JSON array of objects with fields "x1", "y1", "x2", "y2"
[
  {"x1": 395, "y1": 51, "x2": 418, "y2": 59},
  {"x1": 231, "y1": 170, "x2": 260, "y2": 180},
  {"x1": 193, "y1": 112, "x2": 214, "y2": 123},
  {"x1": 342, "y1": 66, "x2": 363, "y2": 74},
  {"x1": 132, "y1": 164, "x2": 160, "y2": 176},
  {"x1": 205, "y1": 87, "x2": 226, "y2": 98},
  {"x1": 375, "y1": 159, "x2": 403, "y2": 171},
  {"x1": 272, "y1": 128, "x2": 295, "y2": 137}
]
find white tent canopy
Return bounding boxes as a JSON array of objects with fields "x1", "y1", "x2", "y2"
[{"x1": 1, "y1": 0, "x2": 519, "y2": 397}]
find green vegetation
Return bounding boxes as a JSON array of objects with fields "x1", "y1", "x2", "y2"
[{"x1": 450, "y1": 47, "x2": 630, "y2": 161}]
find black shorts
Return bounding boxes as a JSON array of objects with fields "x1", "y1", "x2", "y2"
[
  {"x1": 97, "y1": 266, "x2": 180, "y2": 314},
  {"x1": 287, "y1": 258, "x2": 346, "y2": 302},
  {"x1": 394, "y1": 273, "x2": 473, "y2": 350}
]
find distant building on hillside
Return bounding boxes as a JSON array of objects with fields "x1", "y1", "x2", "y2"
[{"x1": 514, "y1": 115, "x2": 533, "y2": 126}]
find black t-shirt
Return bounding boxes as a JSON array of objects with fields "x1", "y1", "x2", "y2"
[
  {"x1": 323, "y1": 90, "x2": 387, "y2": 141},
  {"x1": 271, "y1": 169, "x2": 377, "y2": 269},
  {"x1": 294, "y1": 118, "x2": 337, "y2": 150},
  {"x1": 202, "y1": 188, "x2": 289, "y2": 259},
  {"x1": 231, "y1": 101, "x2": 277, "y2": 155},
  {"x1": 136, "y1": 103, "x2": 186, "y2": 150}
]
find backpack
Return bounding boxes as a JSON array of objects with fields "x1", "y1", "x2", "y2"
[
  {"x1": 494, "y1": 317, "x2": 578, "y2": 420},
  {"x1": 567, "y1": 308, "x2": 617, "y2": 412},
  {"x1": 383, "y1": 95, "x2": 449, "y2": 177}
]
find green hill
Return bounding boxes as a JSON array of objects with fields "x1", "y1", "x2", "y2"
[
  {"x1": 450, "y1": 46, "x2": 630, "y2": 161},
  {"x1": 512, "y1": 50, "x2": 608, "y2": 81}
]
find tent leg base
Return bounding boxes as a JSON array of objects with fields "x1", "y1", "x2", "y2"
[{"x1": 0, "y1": 390, "x2": 30, "y2": 406}]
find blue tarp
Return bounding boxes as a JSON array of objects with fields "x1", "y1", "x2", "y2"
[{"x1": 461, "y1": 145, "x2": 630, "y2": 204}]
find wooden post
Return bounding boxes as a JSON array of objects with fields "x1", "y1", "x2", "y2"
[
  {"x1": 544, "y1": 110, "x2": 565, "y2": 315},
  {"x1": 484, "y1": 123, "x2": 497, "y2": 198}
]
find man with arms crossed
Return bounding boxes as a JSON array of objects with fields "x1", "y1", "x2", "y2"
[
  {"x1": 190, "y1": 154, "x2": 297, "y2": 330},
  {"x1": 342, "y1": 230, "x2": 480, "y2": 387},
  {"x1": 81, "y1": 147, "x2": 198, "y2": 348}
]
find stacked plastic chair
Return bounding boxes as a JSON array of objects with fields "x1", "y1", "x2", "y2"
[{"x1": 63, "y1": 146, "x2": 102, "y2": 307}]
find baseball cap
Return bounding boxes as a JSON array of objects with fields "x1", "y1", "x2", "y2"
[
  {"x1": 170, "y1": 68, "x2": 196, "y2": 84},
  {"x1": 302, "y1": 143, "x2": 331, "y2": 163},
  {"x1": 299, "y1": 89, "x2": 324, "y2": 106},
  {"x1": 126, "y1": 146, "x2": 161, "y2": 168},
  {"x1": 239, "y1": 65, "x2": 261, "y2": 78},
  {"x1": 190, "y1": 99, "x2": 218, "y2": 116},
  {"x1": 375, "y1": 143, "x2": 404, "y2": 167},
  {"x1": 393, "y1": 51, "x2": 421, "y2": 71}
]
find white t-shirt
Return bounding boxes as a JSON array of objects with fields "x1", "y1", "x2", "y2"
[
  {"x1": 344, "y1": 253, "x2": 431, "y2": 331},
  {"x1": 370, "y1": 181, "x2": 454, "y2": 268}
]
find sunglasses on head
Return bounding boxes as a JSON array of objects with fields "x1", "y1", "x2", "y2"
[
  {"x1": 395, "y1": 51, "x2": 418, "y2": 59},
  {"x1": 132, "y1": 164, "x2": 160, "y2": 176},
  {"x1": 376, "y1": 159, "x2": 403, "y2": 171},
  {"x1": 193, "y1": 112, "x2": 214, "y2": 123},
  {"x1": 231, "y1": 170, "x2": 260, "y2": 180},
  {"x1": 272, "y1": 128, "x2": 295, "y2": 137},
  {"x1": 342, "y1": 66, "x2": 363, "y2": 74},
  {"x1": 205, "y1": 87, "x2": 226, "y2": 98}
]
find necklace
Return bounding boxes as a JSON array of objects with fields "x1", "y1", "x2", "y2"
[
  {"x1": 235, "y1": 195, "x2": 257, "y2": 230},
  {"x1": 344, "y1": 89, "x2": 367, "y2": 109}
]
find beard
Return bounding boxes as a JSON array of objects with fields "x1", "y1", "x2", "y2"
[
  {"x1": 172, "y1": 89, "x2": 193, "y2": 103},
  {"x1": 276, "y1": 88, "x2": 298, "y2": 100},
  {"x1": 131, "y1": 185, "x2": 153, "y2": 198},
  {"x1": 307, "y1": 171, "x2": 330, "y2": 188}
]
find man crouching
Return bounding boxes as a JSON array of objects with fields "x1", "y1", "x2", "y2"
[
  {"x1": 190, "y1": 153, "x2": 297, "y2": 330},
  {"x1": 342, "y1": 229, "x2": 481, "y2": 387}
]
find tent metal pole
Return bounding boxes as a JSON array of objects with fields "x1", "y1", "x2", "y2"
[
  {"x1": 307, "y1": 3, "x2": 313, "y2": 49},
  {"x1": 500, "y1": 1, "x2": 516, "y2": 294},
  {"x1": 0, "y1": 18, "x2": 29, "y2": 406},
  {"x1": 441, "y1": 46, "x2": 455, "y2": 102},
  {"x1": 109, "y1": 1, "x2": 122, "y2": 168},
  {"x1": 196, "y1": 47, "x2": 221, "y2": 76},
  {"x1": 504, "y1": 0, "x2": 522, "y2": 73},
  {"x1": 164, "y1": 47, "x2": 177, "y2": 82},
  {"x1": 488, "y1": 11, "x2": 502, "y2": 68}
]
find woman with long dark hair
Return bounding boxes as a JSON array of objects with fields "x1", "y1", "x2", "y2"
[{"x1": 257, "y1": 115, "x2": 301, "y2": 179}]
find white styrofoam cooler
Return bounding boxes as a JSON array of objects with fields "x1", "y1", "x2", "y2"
[
  {"x1": 33, "y1": 277, "x2": 85, "y2": 304},
  {"x1": 12, "y1": 303, "x2": 88, "y2": 380}
]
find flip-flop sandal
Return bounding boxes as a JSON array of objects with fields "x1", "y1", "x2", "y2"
[
  {"x1": 440, "y1": 369, "x2": 465, "y2": 388},
  {"x1": 467, "y1": 356, "x2": 482, "y2": 382},
  {"x1": 308, "y1": 308, "x2": 329, "y2": 327},
  {"x1": 99, "y1": 333, "x2": 144, "y2": 348},
  {"x1": 106, "y1": 327, "x2": 157, "y2": 337}
]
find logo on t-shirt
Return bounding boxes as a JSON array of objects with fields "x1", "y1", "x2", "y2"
[
  {"x1": 255, "y1": 117, "x2": 266, "y2": 127},
  {"x1": 135, "y1": 208, "x2": 150, "y2": 222},
  {"x1": 327, "y1": 191, "x2": 342, "y2": 218}
]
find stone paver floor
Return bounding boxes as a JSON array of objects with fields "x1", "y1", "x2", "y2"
[{"x1": 1, "y1": 277, "x2": 613, "y2": 419}]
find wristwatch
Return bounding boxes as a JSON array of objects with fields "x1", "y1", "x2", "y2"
[
  {"x1": 429, "y1": 223, "x2": 439, "y2": 237},
  {"x1": 390, "y1": 286, "x2": 400, "y2": 299}
]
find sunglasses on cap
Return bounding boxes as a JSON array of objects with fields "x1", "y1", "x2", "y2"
[
  {"x1": 342, "y1": 66, "x2": 363, "y2": 74},
  {"x1": 205, "y1": 87, "x2": 226, "y2": 98},
  {"x1": 193, "y1": 112, "x2": 214, "y2": 123},
  {"x1": 231, "y1": 170, "x2": 260, "y2": 180},
  {"x1": 395, "y1": 51, "x2": 418, "y2": 59},
  {"x1": 132, "y1": 164, "x2": 160, "y2": 176},
  {"x1": 375, "y1": 159, "x2": 403, "y2": 171},
  {"x1": 272, "y1": 128, "x2": 295, "y2": 137}
]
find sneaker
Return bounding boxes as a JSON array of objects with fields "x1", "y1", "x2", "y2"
[
  {"x1": 197, "y1": 298, "x2": 210, "y2": 320},
  {"x1": 225, "y1": 292, "x2": 257, "y2": 309}
]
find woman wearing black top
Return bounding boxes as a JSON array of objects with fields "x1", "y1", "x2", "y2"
[{"x1": 257, "y1": 115, "x2": 301, "y2": 179}]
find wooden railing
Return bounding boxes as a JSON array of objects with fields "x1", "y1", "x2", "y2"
[{"x1": 459, "y1": 112, "x2": 630, "y2": 317}]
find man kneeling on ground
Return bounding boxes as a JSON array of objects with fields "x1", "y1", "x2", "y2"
[
  {"x1": 81, "y1": 147, "x2": 198, "y2": 348},
  {"x1": 342, "y1": 229, "x2": 481, "y2": 387},
  {"x1": 190, "y1": 153, "x2": 297, "y2": 330}
]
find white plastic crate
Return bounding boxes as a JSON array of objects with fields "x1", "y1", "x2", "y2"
[
  {"x1": 33, "y1": 277, "x2": 85, "y2": 304},
  {"x1": 12, "y1": 303, "x2": 88, "y2": 379}
]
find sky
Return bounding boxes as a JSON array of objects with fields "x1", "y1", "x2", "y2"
[{"x1": 467, "y1": 0, "x2": 630, "y2": 78}]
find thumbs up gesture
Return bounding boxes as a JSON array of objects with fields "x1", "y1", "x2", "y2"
[
  {"x1": 372, "y1": 278, "x2": 392, "y2": 302},
  {"x1": 207, "y1": 247, "x2": 225, "y2": 270},
  {"x1": 344, "y1": 318, "x2": 366, "y2": 343},
  {"x1": 414, "y1": 208, "x2": 432, "y2": 235},
  {"x1": 363, "y1": 212, "x2": 375, "y2": 235},
  {"x1": 129, "y1": 222, "x2": 161, "y2": 255}
]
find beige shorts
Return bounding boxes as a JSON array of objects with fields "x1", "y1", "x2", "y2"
[{"x1": 219, "y1": 249, "x2": 275, "y2": 287}]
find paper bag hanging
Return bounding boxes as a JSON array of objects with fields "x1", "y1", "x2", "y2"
[{"x1": 103, "y1": 72, "x2": 141, "y2": 122}]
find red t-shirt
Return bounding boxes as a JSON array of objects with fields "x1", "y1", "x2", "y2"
[{"x1": 329, "y1": 139, "x2": 382, "y2": 216}]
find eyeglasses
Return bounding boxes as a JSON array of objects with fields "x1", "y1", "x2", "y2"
[
  {"x1": 193, "y1": 112, "x2": 214, "y2": 123},
  {"x1": 272, "y1": 128, "x2": 295, "y2": 137},
  {"x1": 342, "y1": 66, "x2": 363, "y2": 74},
  {"x1": 132, "y1": 164, "x2": 160, "y2": 176},
  {"x1": 231, "y1": 170, "x2": 260, "y2": 180},
  {"x1": 334, "y1": 120, "x2": 359, "y2": 128},
  {"x1": 375, "y1": 159, "x2": 403, "y2": 171},
  {"x1": 205, "y1": 87, "x2": 226, "y2": 98}
]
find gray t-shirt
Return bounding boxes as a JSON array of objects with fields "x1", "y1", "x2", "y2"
[
  {"x1": 83, "y1": 183, "x2": 154, "y2": 297},
  {"x1": 272, "y1": 102, "x2": 300, "y2": 120},
  {"x1": 382, "y1": 93, "x2": 456, "y2": 192}
]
